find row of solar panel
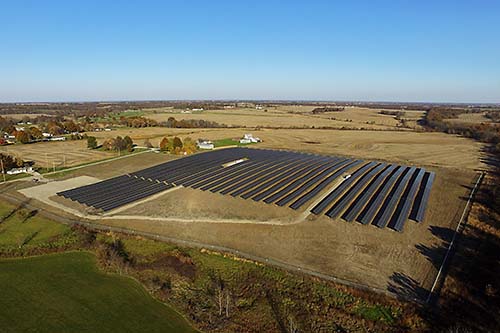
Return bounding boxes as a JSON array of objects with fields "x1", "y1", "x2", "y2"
[
  {"x1": 58, "y1": 175, "x2": 172, "y2": 211},
  {"x1": 138, "y1": 150, "x2": 366, "y2": 215},
  {"x1": 57, "y1": 148, "x2": 434, "y2": 230},
  {"x1": 310, "y1": 161, "x2": 434, "y2": 232}
]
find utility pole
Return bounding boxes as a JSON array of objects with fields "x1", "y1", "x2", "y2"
[
  {"x1": 53, "y1": 161, "x2": 56, "y2": 173},
  {"x1": 0, "y1": 159, "x2": 6, "y2": 183},
  {"x1": 45, "y1": 153, "x2": 49, "y2": 173}
]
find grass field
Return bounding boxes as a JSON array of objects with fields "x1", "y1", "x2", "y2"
[
  {"x1": 0, "y1": 201, "x2": 70, "y2": 249},
  {"x1": 213, "y1": 137, "x2": 255, "y2": 148},
  {"x1": 0, "y1": 252, "x2": 197, "y2": 333}
]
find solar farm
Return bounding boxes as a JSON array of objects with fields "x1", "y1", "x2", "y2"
[{"x1": 58, "y1": 147, "x2": 434, "y2": 232}]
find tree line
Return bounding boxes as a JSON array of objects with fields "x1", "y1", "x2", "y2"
[
  {"x1": 87, "y1": 135, "x2": 134, "y2": 152},
  {"x1": 159, "y1": 136, "x2": 196, "y2": 154},
  {"x1": 119, "y1": 116, "x2": 225, "y2": 129}
]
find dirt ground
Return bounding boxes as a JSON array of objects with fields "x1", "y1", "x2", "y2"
[{"x1": 119, "y1": 186, "x2": 304, "y2": 223}]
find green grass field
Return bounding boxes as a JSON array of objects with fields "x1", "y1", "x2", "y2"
[
  {"x1": 0, "y1": 202, "x2": 70, "y2": 248},
  {"x1": 0, "y1": 252, "x2": 197, "y2": 333},
  {"x1": 213, "y1": 138, "x2": 254, "y2": 148}
]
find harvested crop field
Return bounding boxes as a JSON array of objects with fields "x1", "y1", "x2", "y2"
[
  {"x1": 144, "y1": 107, "x2": 413, "y2": 130},
  {"x1": 83, "y1": 127, "x2": 484, "y2": 170},
  {"x1": 0, "y1": 140, "x2": 115, "y2": 168}
]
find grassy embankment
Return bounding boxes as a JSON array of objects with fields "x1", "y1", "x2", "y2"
[{"x1": 0, "y1": 200, "x2": 197, "y2": 333}]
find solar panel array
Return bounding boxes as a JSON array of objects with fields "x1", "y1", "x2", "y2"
[{"x1": 58, "y1": 147, "x2": 434, "y2": 232}]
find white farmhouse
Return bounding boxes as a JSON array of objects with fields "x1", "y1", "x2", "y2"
[
  {"x1": 241, "y1": 133, "x2": 262, "y2": 143},
  {"x1": 197, "y1": 139, "x2": 214, "y2": 150}
]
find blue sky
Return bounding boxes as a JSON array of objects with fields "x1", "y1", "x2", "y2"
[{"x1": 1, "y1": 0, "x2": 499, "y2": 103}]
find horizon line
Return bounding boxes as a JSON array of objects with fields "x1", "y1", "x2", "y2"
[{"x1": 1, "y1": 99, "x2": 499, "y2": 106}]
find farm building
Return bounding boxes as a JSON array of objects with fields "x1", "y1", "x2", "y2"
[
  {"x1": 6, "y1": 166, "x2": 33, "y2": 175},
  {"x1": 49, "y1": 136, "x2": 66, "y2": 141},
  {"x1": 239, "y1": 133, "x2": 261, "y2": 144},
  {"x1": 197, "y1": 139, "x2": 214, "y2": 150}
]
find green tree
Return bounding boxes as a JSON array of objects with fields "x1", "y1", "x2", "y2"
[{"x1": 87, "y1": 136, "x2": 98, "y2": 149}]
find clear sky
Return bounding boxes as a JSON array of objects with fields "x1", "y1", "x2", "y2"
[{"x1": 1, "y1": 0, "x2": 499, "y2": 103}]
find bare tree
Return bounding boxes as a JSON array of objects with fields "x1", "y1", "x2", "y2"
[{"x1": 225, "y1": 290, "x2": 231, "y2": 318}]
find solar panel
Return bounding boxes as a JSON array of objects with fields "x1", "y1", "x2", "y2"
[
  {"x1": 409, "y1": 171, "x2": 435, "y2": 222},
  {"x1": 341, "y1": 164, "x2": 396, "y2": 222},
  {"x1": 311, "y1": 161, "x2": 376, "y2": 215},
  {"x1": 387, "y1": 168, "x2": 425, "y2": 231},
  {"x1": 325, "y1": 163, "x2": 387, "y2": 219},
  {"x1": 356, "y1": 166, "x2": 405, "y2": 225},
  {"x1": 288, "y1": 159, "x2": 360, "y2": 210},
  {"x1": 371, "y1": 166, "x2": 416, "y2": 228},
  {"x1": 58, "y1": 147, "x2": 432, "y2": 232}
]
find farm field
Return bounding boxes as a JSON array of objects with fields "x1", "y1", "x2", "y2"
[
  {"x1": 143, "y1": 106, "x2": 421, "y2": 130},
  {"x1": 444, "y1": 112, "x2": 493, "y2": 124},
  {"x1": 0, "y1": 252, "x2": 197, "y2": 333},
  {"x1": 1, "y1": 113, "x2": 53, "y2": 120},
  {"x1": 0, "y1": 140, "x2": 115, "y2": 168},
  {"x1": 77, "y1": 127, "x2": 485, "y2": 171}
]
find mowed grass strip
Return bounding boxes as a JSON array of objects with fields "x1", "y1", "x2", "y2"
[{"x1": 0, "y1": 251, "x2": 197, "y2": 333}]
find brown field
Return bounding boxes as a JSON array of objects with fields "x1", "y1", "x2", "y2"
[
  {"x1": 82, "y1": 127, "x2": 484, "y2": 171},
  {"x1": 444, "y1": 112, "x2": 492, "y2": 124},
  {"x1": 51, "y1": 151, "x2": 180, "y2": 179},
  {"x1": 144, "y1": 107, "x2": 418, "y2": 130},
  {"x1": 1, "y1": 113, "x2": 53, "y2": 120},
  {"x1": 0, "y1": 140, "x2": 115, "y2": 168}
]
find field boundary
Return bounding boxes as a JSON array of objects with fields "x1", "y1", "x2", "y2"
[{"x1": 425, "y1": 171, "x2": 485, "y2": 304}]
